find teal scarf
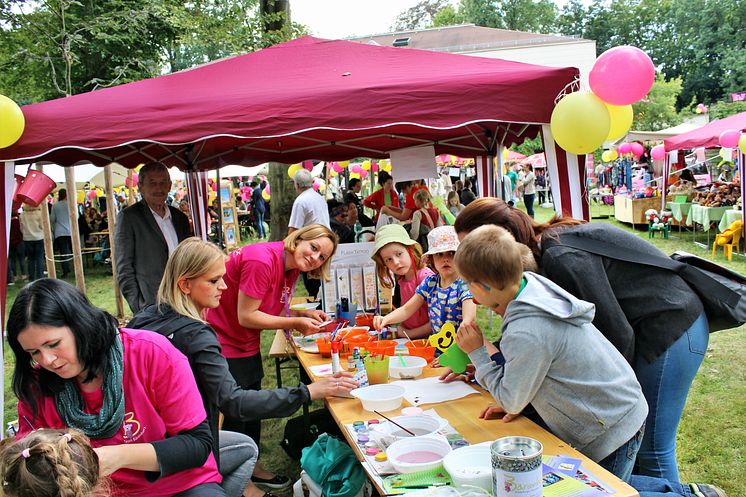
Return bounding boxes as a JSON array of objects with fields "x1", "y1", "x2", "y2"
[{"x1": 55, "y1": 333, "x2": 125, "y2": 439}]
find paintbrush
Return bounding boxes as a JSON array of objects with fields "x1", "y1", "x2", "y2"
[
  {"x1": 373, "y1": 410, "x2": 416, "y2": 436},
  {"x1": 397, "y1": 327, "x2": 416, "y2": 347}
]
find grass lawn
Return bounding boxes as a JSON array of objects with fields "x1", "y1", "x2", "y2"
[{"x1": 4, "y1": 205, "x2": 745, "y2": 496}]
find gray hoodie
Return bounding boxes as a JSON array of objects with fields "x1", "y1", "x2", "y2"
[{"x1": 469, "y1": 272, "x2": 648, "y2": 462}]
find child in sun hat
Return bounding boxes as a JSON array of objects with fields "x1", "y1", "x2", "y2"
[
  {"x1": 373, "y1": 225, "x2": 476, "y2": 336},
  {"x1": 371, "y1": 224, "x2": 433, "y2": 338}
]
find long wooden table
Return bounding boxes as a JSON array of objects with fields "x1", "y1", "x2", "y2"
[{"x1": 280, "y1": 333, "x2": 638, "y2": 497}]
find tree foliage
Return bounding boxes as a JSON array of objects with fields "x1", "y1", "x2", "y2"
[
  {"x1": 392, "y1": 0, "x2": 452, "y2": 31},
  {"x1": 632, "y1": 75, "x2": 683, "y2": 131}
]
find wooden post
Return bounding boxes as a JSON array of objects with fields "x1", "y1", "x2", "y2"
[
  {"x1": 36, "y1": 164, "x2": 57, "y2": 279},
  {"x1": 104, "y1": 164, "x2": 125, "y2": 318},
  {"x1": 127, "y1": 169, "x2": 135, "y2": 206},
  {"x1": 64, "y1": 167, "x2": 85, "y2": 292},
  {"x1": 268, "y1": 162, "x2": 295, "y2": 241}
]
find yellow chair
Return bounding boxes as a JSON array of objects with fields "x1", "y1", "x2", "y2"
[{"x1": 712, "y1": 220, "x2": 743, "y2": 261}]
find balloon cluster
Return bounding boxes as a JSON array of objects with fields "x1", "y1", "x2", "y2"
[
  {"x1": 0, "y1": 94, "x2": 25, "y2": 149},
  {"x1": 551, "y1": 46, "x2": 655, "y2": 155}
]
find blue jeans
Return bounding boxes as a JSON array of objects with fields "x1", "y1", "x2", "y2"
[
  {"x1": 219, "y1": 430, "x2": 258, "y2": 497},
  {"x1": 25, "y1": 240, "x2": 45, "y2": 281},
  {"x1": 523, "y1": 193, "x2": 535, "y2": 218},
  {"x1": 630, "y1": 475, "x2": 695, "y2": 497},
  {"x1": 255, "y1": 210, "x2": 266, "y2": 238},
  {"x1": 598, "y1": 423, "x2": 644, "y2": 482},
  {"x1": 634, "y1": 312, "x2": 709, "y2": 481}
]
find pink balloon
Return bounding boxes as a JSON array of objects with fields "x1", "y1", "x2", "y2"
[
  {"x1": 618, "y1": 142, "x2": 632, "y2": 154},
  {"x1": 589, "y1": 46, "x2": 655, "y2": 105},
  {"x1": 351, "y1": 164, "x2": 362, "y2": 173},
  {"x1": 371, "y1": 161, "x2": 379, "y2": 172},
  {"x1": 125, "y1": 172, "x2": 139, "y2": 188},
  {"x1": 631, "y1": 142, "x2": 644, "y2": 157},
  {"x1": 87, "y1": 190, "x2": 97, "y2": 201},
  {"x1": 360, "y1": 169, "x2": 369, "y2": 178},
  {"x1": 264, "y1": 184, "x2": 270, "y2": 194},
  {"x1": 719, "y1": 129, "x2": 741, "y2": 149},
  {"x1": 303, "y1": 160, "x2": 314, "y2": 171},
  {"x1": 333, "y1": 162, "x2": 344, "y2": 173},
  {"x1": 651, "y1": 144, "x2": 665, "y2": 161}
]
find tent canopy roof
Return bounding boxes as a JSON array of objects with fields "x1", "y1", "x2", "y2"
[
  {"x1": 664, "y1": 111, "x2": 746, "y2": 151},
  {"x1": 626, "y1": 122, "x2": 704, "y2": 142},
  {"x1": 1, "y1": 36, "x2": 577, "y2": 170}
]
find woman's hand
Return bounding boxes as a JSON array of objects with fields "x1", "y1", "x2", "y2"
[
  {"x1": 456, "y1": 322, "x2": 484, "y2": 354},
  {"x1": 479, "y1": 404, "x2": 519, "y2": 422},
  {"x1": 439, "y1": 364, "x2": 475, "y2": 383},
  {"x1": 295, "y1": 317, "x2": 324, "y2": 335},
  {"x1": 299, "y1": 309, "x2": 328, "y2": 322},
  {"x1": 307, "y1": 372, "x2": 359, "y2": 399}
]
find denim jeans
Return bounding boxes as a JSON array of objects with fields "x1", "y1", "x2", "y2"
[
  {"x1": 630, "y1": 475, "x2": 695, "y2": 497},
  {"x1": 598, "y1": 423, "x2": 645, "y2": 482},
  {"x1": 173, "y1": 483, "x2": 229, "y2": 497},
  {"x1": 255, "y1": 210, "x2": 266, "y2": 238},
  {"x1": 523, "y1": 193, "x2": 536, "y2": 218},
  {"x1": 219, "y1": 430, "x2": 259, "y2": 497},
  {"x1": 54, "y1": 235, "x2": 72, "y2": 274},
  {"x1": 25, "y1": 239, "x2": 45, "y2": 281},
  {"x1": 8, "y1": 242, "x2": 25, "y2": 281},
  {"x1": 634, "y1": 312, "x2": 709, "y2": 481}
]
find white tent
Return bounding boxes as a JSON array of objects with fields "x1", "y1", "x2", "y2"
[
  {"x1": 626, "y1": 122, "x2": 705, "y2": 142},
  {"x1": 19, "y1": 163, "x2": 132, "y2": 189},
  {"x1": 168, "y1": 164, "x2": 269, "y2": 182}
]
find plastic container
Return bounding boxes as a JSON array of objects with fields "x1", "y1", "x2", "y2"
[
  {"x1": 15, "y1": 170, "x2": 56, "y2": 207},
  {"x1": 12, "y1": 174, "x2": 24, "y2": 211},
  {"x1": 377, "y1": 414, "x2": 445, "y2": 442},
  {"x1": 363, "y1": 355, "x2": 390, "y2": 384},
  {"x1": 405, "y1": 340, "x2": 436, "y2": 364},
  {"x1": 315, "y1": 337, "x2": 332, "y2": 358},
  {"x1": 350, "y1": 384, "x2": 405, "y2": 412},
  {"x1": 389, "y1": 355, "x2": 427, "y2": 379},
  {"x1": 355, "y1": 314, "x2": 376, "y2": 328},
  {"x1": 386, "y1": 435, "x2": 452, "y2": 474},
  {"x1": 442, "y1": 443, "x2": 492, "y2": 492},
  {"x1": 362, "y1": 340, "x2": 397, "y2": 357}
]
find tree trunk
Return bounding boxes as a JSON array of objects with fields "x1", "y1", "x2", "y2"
[
  {"x1": 260, "y1": 0, "x2": 291, "y2": 32},
  {"x1": 268, "y1": 162, "x2": 295, "y2": 241}
]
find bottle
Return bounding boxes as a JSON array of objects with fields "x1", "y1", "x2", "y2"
[
  {"x1": 331, "y1": 341, "x2": 343, "y2": 375},
  {"x1": 347, "y1": 349, "x2": 357, "y2": 371}
]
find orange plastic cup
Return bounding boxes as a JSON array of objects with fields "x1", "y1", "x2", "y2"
[
  {"x1": 405, "y1": 339, "x2": 436, "y2": 364},
  {"x1": 363, "y1": 340, "x2": 397, "y2": 357},
  {"x1": 355, "y1": 314, "x2": 376, "y2": 328},
  {"x1": 315, "y1": 338, "x2": 332, "y2": 358}
]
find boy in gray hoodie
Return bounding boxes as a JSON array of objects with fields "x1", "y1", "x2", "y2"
[{"x1": 454, "y1": 225, "x2": 648, "y2": 482}]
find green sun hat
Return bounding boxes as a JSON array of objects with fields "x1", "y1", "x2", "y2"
[{"x1": 371, "y1": 224, "x2": 417, "y2": 260}]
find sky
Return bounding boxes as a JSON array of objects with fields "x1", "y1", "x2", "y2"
[{"x1": 290, "y1": 0, "x2": 431, "y2": 39}]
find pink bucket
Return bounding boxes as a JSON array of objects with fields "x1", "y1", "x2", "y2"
[
  {"x1": 15, "y1": 169, "x2": 56, "y2": 207},
  {"x1": 11, "y1": 174, "x2": 24, "y2": 211}
]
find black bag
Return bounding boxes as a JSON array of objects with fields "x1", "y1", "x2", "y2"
[
  {"x1": 280, "y1": 408, "x2": 345, "y2": 460},
  {"x1": 559, "y1": 233, "x2": 746, "y2": 333}
]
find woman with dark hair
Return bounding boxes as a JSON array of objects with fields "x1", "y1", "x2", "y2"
[
  {"x1": 363, "y1": 171, "x2": 399, "y2": 222},
  {"x1": 454, "y1": 198, "x2": 707, "y2": 482},
  {"x1": 128, "y1": 238, "x2": 355, "y2": 497},
  {"x1": 7, "y1": 279, "x2": 225, "y2": 497}
]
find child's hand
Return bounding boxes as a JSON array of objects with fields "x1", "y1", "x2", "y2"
[
  {"x1": 373, "y1": 315, "x2": 387, "y2": 331},
  {"x1": 439, "y1": 364, "x2": 475, "y2": 383},
  {"x1": 479, "y1": 404, "x2": 519, "y2": 423},
  {"x1": 456, "y1": 322, "x2": 484, "y2": 354}
]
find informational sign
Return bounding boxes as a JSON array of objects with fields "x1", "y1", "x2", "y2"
[
  {"x1": 321, "y1": 242, "x2": 379, "y2": 314},
  {"x1": 389, "y1": 145, "x2": 437, "y2": 182}
]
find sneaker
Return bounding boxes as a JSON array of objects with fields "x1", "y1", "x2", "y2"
[
  {"x1": 251, "y1": 474, "x2": 292, "y2": 490},
  {"x1": 690, "y1": 483, "x2": 728, "y2": 497}
]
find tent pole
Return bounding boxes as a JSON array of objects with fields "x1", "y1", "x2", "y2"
[
  {"x1": 127, "y1": 169, "x2": 135, "y2": 206},
  {"x1": 36, "y1": 164, "x2": 57, "y2": 279},
  {"x1": 64, "y1": 167, "x2": 86, "y2": 292},
  {"x1": 104, "y1": 164, "x2": 125, "y2": 318}
]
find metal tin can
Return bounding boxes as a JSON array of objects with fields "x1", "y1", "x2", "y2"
[{"x1": 491, "y1": 436, "x2": 543, "y2": 497}]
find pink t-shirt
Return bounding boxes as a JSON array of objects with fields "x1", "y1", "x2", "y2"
[
  {"x1": 398, "y1": 267, "x2": 434, "y2": 330},
  {"x1": 207, "y1": 241, "x2": 300, "y2": 358},
  {"x1": 17, "y1": 328, "x2": 220, "y2": 497}
]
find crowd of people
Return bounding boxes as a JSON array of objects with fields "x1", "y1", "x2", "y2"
[{"x1": 1, "y1": 160, "x2": 727, "y2": 497}]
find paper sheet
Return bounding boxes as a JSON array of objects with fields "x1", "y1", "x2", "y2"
[
  {"x1": 390, "y1": 376, "x2": 480, "y2": 405},
  {"x1": 309, "y1": 363, "x2": 333, "y2": 377}
]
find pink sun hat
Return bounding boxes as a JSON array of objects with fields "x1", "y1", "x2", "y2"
[{"x1": 422, "y1": 225, "x2": 460, "y2": 263}]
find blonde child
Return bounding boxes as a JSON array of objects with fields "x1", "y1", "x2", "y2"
[
  {"x1": 374, "y1": 226, "x2": 476, "y2": 336},
  {"x1": 446, "y1": 191, "x2": 464, "y2": 217},
  {"x1": 371, "y1": 224, "x2": 433, "y2": 338},
  {"x1": 0, "y1": 429, "x2": 107, "y2": 497}
]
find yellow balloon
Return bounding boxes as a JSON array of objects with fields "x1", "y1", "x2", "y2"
[
  {"x1": 362, "y1": 160, "x2": 371, "y2": 170},
  {"x1": 287, "y1": 163, "x2": 302, "y2": 179},
  {"x1": 338, "y1": 160, "x2": 350, "y2": 169},
  {"x1": 262, "y1": 191, "x2": 270, "y2": 201},
  {"x1": 0, "y1": 95, "x2": 25, "y2": 148},
  {"x1": 550, "y1": 92, "x2": 610, "y2": 155},
  {"x1": 329, "y1": 168, "x2": 338, "y2": 177},
  {"x1": 605, "y1": 103, "x2": 633, "y2": 141},
  {"x1": 739, "y1": 134, "x2": 746, "y2": 155},
  {"x1": 602, "y1": 151, "x2": 612, "y2": 162},
  {"x1": 350, "y1": 172, "x2": 360, "y2": 179},
  {"x1": 77, "y1": 191, "x2": 85, "y2": 203},
  {"x1": 610, "y1": 149, "x2": 619, "y2": 161},
  {"x1": 502, "y1": 148, "x2": 509, "y2": 160},
  {"x1": 382, "y1": 162, "x2": 392, "y2": 172}
]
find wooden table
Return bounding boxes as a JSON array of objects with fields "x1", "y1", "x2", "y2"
[{"x1": 281, "y1": 333, "x2": 638, "y2": 497}]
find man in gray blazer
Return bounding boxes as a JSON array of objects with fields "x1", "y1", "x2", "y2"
[{"x1": 115, "y1": 162, "x2": 192, "y2": 312}]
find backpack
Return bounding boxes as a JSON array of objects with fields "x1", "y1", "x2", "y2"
[
  {"x1": 300, "y1": 433, "x2": 366, "y2": 497},
  {"x1": 559, "y1": 233, "x2": 746, "y2": 333},
  {"x1": 280, "y1": 409, "x2": 344, "y2": 460}
]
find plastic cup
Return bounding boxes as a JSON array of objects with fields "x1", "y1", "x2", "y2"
[
  {"x1": 364, "y1": 355, "x2": 390, "y2": 385},
  {"x1": 405, "y1": 339, "x2": 436, "y2": 363},
  {"x1": 315, "y1": 338, "x2": 332, "y2": 358}
]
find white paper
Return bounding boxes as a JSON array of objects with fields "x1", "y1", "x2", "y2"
[
  {"x1": 391, "y1": 376, "x2": 480, "y2": 405},
  {"x1": 309, "y1": 363, "x2": 334, "y2": 377},
  {"x1": 389, "y1": 145, "x2": 437, "y2": 182}
]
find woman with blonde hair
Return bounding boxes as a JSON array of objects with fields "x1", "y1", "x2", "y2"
[
  {"x1": 129, "y1": 237, "x2": 355, "y2": 497},
  {"x1": 205, "y1": 224, "x2": 340, "y2": 489},
  {"x1": 0, "y1": 429, "x2": 105, "y2": 497}
]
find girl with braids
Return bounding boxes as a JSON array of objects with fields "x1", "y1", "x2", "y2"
[
  {"x1": 0, "y1": 429, "x2": 105, "y2": 497},
  {"x1": 7, "y1": 279, "x2": 226, "y2": 497}
]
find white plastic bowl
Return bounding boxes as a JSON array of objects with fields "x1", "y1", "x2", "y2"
[
  {"x1": 376, "y1": 414, "x2": 446, "y2": 442},
  {"x1": 350, "y1": 384, "x2": 405, "y2": 412},
  {"x1": 442, "y1": 443, "x2": 492, "y2": 491},
  {"x1": 386, "y1": 435, "x2": 452, "y2": 474},
  {"x1": 389, "y1": 355, "x2": 427, "y2": 379}
]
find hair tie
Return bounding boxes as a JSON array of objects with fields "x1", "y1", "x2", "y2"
[
  {"x1": 62, "y1": 433, "x2": 72, "y2": 442},
  {"x1": 21, "y1": 449, "x2": 30, "y2": 459}
]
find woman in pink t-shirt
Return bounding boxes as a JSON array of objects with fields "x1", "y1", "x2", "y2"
[
  {"x1": 206, "y1": 224, "x2": 337, "y2": 486},
  {"x1": 7, "y1": 279, "x2": 224, "y2": 497}
]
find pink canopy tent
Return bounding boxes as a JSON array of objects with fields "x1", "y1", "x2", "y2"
[{"x1": 661, "y1": 111, "x2": 746, "y2": 228}]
